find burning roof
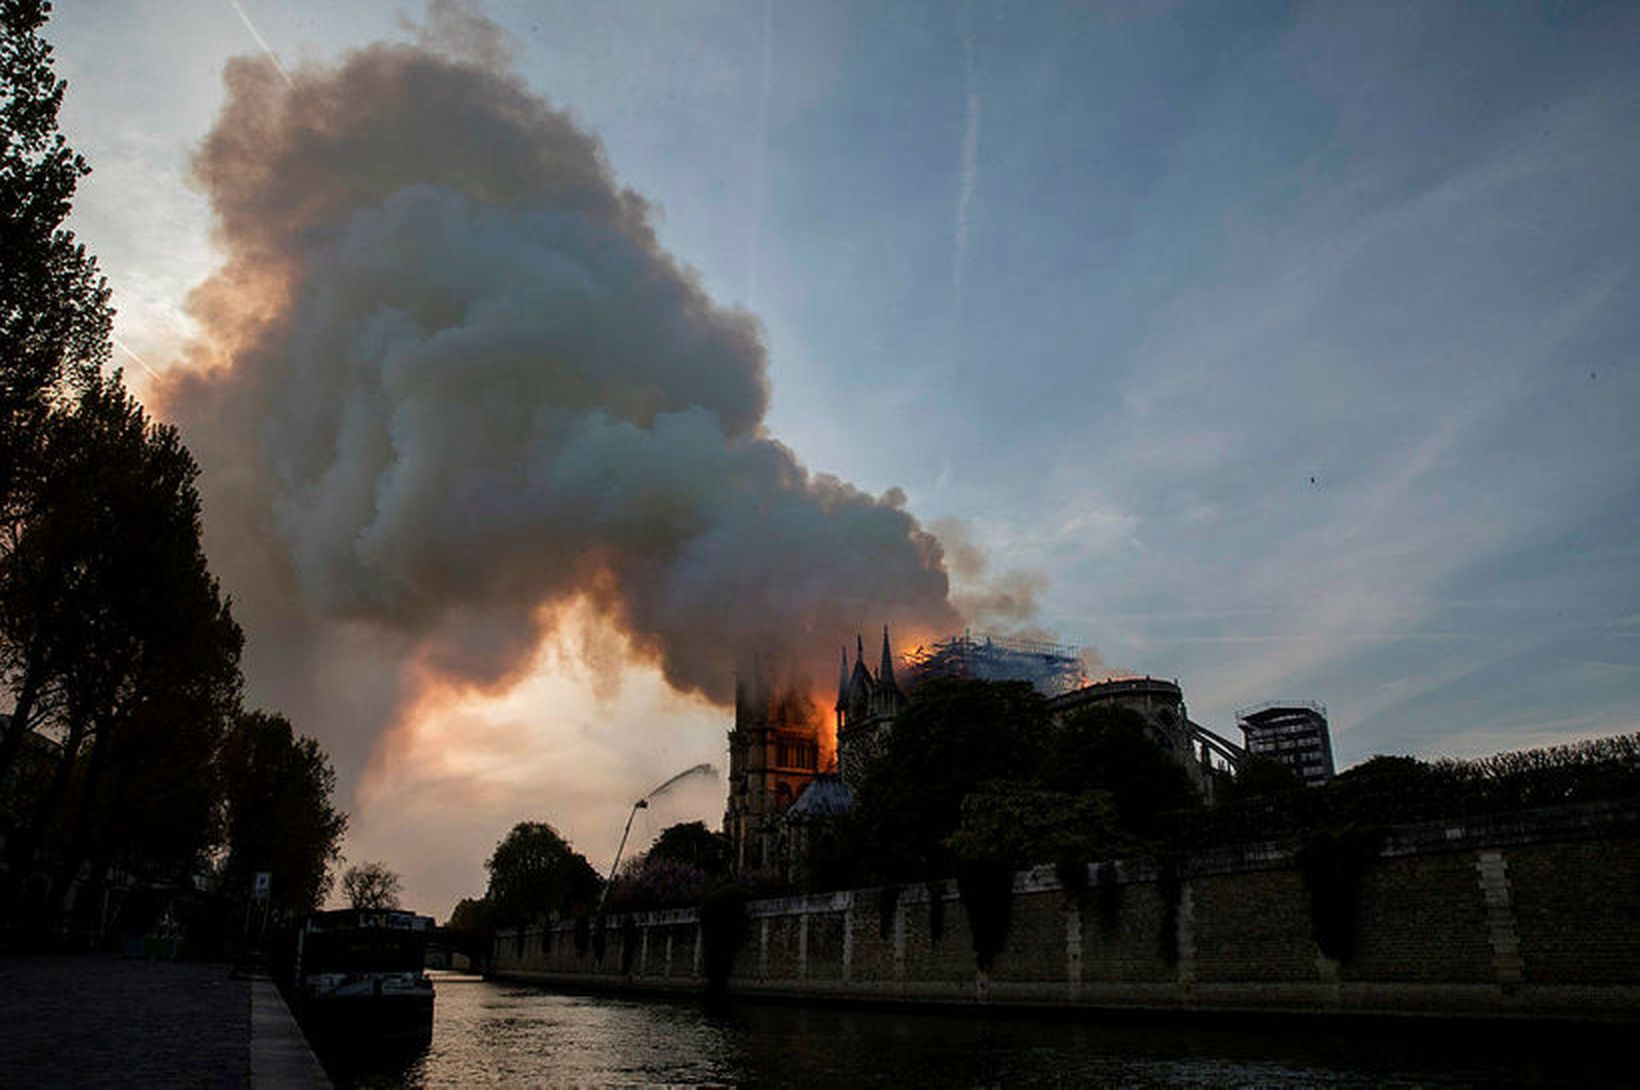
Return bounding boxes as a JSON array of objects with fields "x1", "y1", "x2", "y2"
[{"x1": 902, "y1": 631, "x2": 1088, "y2": 697}]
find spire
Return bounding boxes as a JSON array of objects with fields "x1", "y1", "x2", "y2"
[
  {"x1": 835, "y1": 646, "x2": 850, "y2": 712},
  {"x1": 847, "y1": 633, "x2": 874, "y2": 721},
  {"x1": 879, "y1": 625, "x2": 897, "y2": 688}
]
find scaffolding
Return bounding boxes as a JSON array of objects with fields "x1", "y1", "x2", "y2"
[{"x1": 902, "y1": 631, "x2": 1087, "y2": 697}]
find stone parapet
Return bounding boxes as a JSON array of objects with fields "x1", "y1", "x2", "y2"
[{"x1": 491, "y1": 801, "x2": 1640, "y2": 1021}]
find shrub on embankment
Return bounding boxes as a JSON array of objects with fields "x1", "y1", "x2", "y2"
[
  {"x1": 699, "y1": 885, "x2": 750, "y2": 991},
  {"x1": 1178, "y1": 732, "x2": 1640, "y2": 848}
]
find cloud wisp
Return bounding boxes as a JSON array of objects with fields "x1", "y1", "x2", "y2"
[
  {"x1": 1052, "y1": 21, "x2": 1640, "y2": 755},
  {"x1": 952, "y1": 11, "x2": 979, "y2": 298},
  {"x1": 745, "y1": 0, "x2": 774, "y2": 309}
]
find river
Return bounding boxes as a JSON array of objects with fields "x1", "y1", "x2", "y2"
[{"x1": 322, "y1": 971, "x2": 1625, "y2": 1087}]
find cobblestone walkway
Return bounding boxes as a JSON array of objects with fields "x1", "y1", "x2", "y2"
[{"x1": 0, "y1": 955, "x2": 250, "y2": 1087}]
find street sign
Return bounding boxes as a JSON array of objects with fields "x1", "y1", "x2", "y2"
[{"x1": 253, "y1": 871, "x2": 271, "y2": 899}]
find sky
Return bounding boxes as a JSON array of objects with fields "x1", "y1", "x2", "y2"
[{"x1": 43, "y1": 0, "x2": 1639, "y2": 915}]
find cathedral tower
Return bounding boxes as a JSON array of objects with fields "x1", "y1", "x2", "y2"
[
  {"x1": 836, "y1": 627, "x2": 906, "y2": 786},
  {"x1": 723, "y1": 656, "x2": 823, "y2": 875}
]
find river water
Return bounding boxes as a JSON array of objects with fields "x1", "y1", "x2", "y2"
[{"x1": 324, "y1": 971, "x2": 1625, "y2": 1087}]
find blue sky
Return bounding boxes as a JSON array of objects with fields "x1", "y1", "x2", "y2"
[{"x1": 45, "y1": 1, "x2": 1639, "y2": 909}]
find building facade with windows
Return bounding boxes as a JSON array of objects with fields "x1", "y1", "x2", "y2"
[{"x1": 1235, "y1": 701, "x2": 1336, "y2": 785}]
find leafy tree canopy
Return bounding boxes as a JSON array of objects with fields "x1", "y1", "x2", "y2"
[
  {"x1": 3, "y1": 372, "x2": 244, "y2": 915},
  {"x1": 484, "y1": 821, "x2": 601, "y2": 926},
  {"x1": 0, "y1": 0, "x2": 110, "y2": 524},
  {"x1": 0, "y1": 4, "x2": 353, "y2": 952},
  {"x1": 1216, "y1": 753, "x2": 1305, "y2": 806},
  {"x1": 217, "y1": 711, "x2": 348, "y2": 916},
  {"x1": 851, "y1": 679, "x2": 1049, "y2": 880},
  {"x1": 1042, "y1": 704, "x2": 1200, "y2": 836},
  {"x1": 604, "y1": 853, "x2": 713, "y2": 914},
  {"x1": 847, "y1": 681, "x2": 1212, "y2": 881},
  {"x1": 646, "y1": 820, "x2": 729, "y2": 877},
  {"x1": 447, "y1": 896, "x2": 494, "y2": 933},
  {"x1": 945, "y1": 781, "x2": 1122, "y2": 868}
]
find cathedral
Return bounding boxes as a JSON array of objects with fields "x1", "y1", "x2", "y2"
[
  {"x1": 836, "y1": 628, "x2": 907, "y2": 786},
  {"x1": 721, "y1": 655, "x2": 823, "y2": 875},
  {"x1": 724, "y1": 625, "x2": 1229, "y2": 879},
  {"x1": 723, "y1": 628, "x2": 905, "y2": 876}
]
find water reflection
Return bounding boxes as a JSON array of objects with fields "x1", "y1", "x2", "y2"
[{"x1": 321, "y1": 971, "x2": 1626, "y2": 1087}]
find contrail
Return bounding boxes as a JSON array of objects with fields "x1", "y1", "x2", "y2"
[
  {"x1": 953, "y1": 10, "x2": 979, "y2": 297},
  {"x1": 110, "y1": 334, "x2": 160, "y2": 379},
  {"x1": 745, "y1": 0, "x2": 772, "y2": 308},
  {"x1": 228, "y1": 0, "x2": 294, "y2": 87}
]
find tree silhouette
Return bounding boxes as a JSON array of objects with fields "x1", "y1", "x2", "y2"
[
  {"x1": 217, "y1": 711, "x2": 348, "y2": 917},
  {"x1": 1041, "y1": 704, "x2": 1199, "y2": 837},
  {"x1": 342, "y1": 861, "x2": 404, "y2": 910},
  {"x1": 0, "y1": 0, "x2": 115, "y2": 803},
  {"x1": 851, "y1": 679, "x2": 1049, "y2": 881},
  {"x1": 484, "y1": 822, "x2": 601, "y2": 926},
  {"x1": 0, "y1": 0, "x2": 110, "y2": 536},
  {"x1": 647, "y1": 820, "x2": 730, "y2": 876},
  {"x1": 0, "y1": 3, "x2": 351, "y2": 949},
  {"x1": 447, "y1": 896, "x2": 494, "y2": 933},
  {"x1": 0, "y1": 373, "x2": 246, "y2": 923}
]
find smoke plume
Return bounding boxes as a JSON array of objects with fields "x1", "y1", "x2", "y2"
[{"x1": 160, "y1": 13, "x2": 965, "y2": 785}]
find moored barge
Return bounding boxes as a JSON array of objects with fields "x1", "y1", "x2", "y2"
[{"x1": 288, "y1": 908, "x2": 435, "y2": 1050}]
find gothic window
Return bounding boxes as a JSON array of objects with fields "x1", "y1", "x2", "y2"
[{"x1": 776, "y1": 738, "x2": 819, "y2": 770}]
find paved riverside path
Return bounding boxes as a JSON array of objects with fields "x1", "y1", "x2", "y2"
[{"x1": 0, "y1": 955, "x2": 329, "y2": 1088}]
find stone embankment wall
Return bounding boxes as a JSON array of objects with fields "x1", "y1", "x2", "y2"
[{"x1": 491, "y1": 803, "x2": 1640, "y2": 1020}]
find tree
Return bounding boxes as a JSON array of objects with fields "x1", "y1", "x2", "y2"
[
  {"x1": 851, "y1": 679, "x2": 1050, "y2": 881},
  {"x1": 0, "y1": 1, "x2": 156, "y2": 806},
  {"x1": 341, "y1": 861, "x2": 403, "y2": 910},
  {"x1": 1323, "y1": 754, "x2": 1437, "y2": 825},
  {"x1": 1216, "y1": 753, "x2": 1304, "y2": 806},
  {"x1": 0, "y1": 374, "x2": 247, "y2": 943},
  {"x1": 484, "y1": 821, "x2": 601, "y2": 926},
  {"x1": 944, "y1": 781, "x2": 1122, "y2": 869},
  {"x1": 603, "y1": 853, "x2": 713, "y2": 913},
  {"x1": 0, "y1": 0, "x2": 110, "y2": 534},
  {"x1": 646, "y1": 820, "x2": 730, "y2": 877},
  {"x1": 217, "y1": 712, "x2": 348, "y2": 917},
  {"x1": 0, "y1": 358, "x2": 152, "y2": 802},
  {"x1": 1040, "y1": 705, "x2": 1200, "y2": 837},
  {"x1": 447, "y1": 896, "x2": 494, "y2": 933},
  {"x1": 0, "y1": 5, "x2": 281, "y2": 949}
]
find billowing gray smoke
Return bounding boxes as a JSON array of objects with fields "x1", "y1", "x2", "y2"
[{"x1": 161, "y1": 17, "x2": 965, "y2": 784}]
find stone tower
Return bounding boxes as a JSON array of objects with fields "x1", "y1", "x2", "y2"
[
  {"x1": 836, "y1": 627, "x2": 907, "y2": 786},
  {"x1": 723, "y1": 657, "x2": 823, "y2": 875}
]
